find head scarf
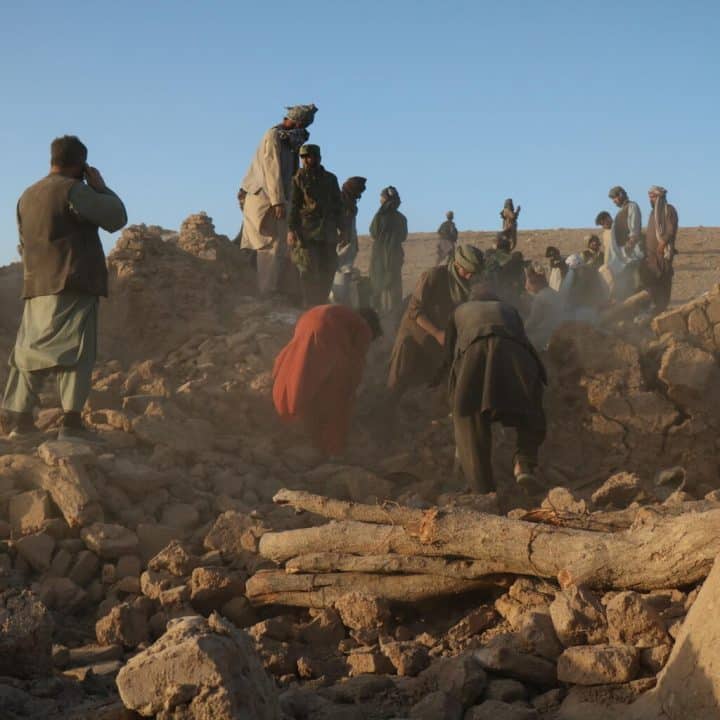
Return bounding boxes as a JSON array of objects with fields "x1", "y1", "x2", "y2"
[
  {"x1": 286, "y1": 104, "x2": 318, "y2": 126},
  {"x1": 275, "y1": 126, "x2": 309, "y2": 151},
  {"x1": 342, "y1": 176, "x2": 367, "y2": 198},
  {"x1": 608, "y1": 186, "x2": 627, "y2": 201},
  {"x1": 448, "y1": 245, "x2": 483, "y2": 304},
  {"x1": 504, "y1": 198, "x2": 514, "y2": 209},
  {"x1": 566, "y1": 253, "x2": 584, "y2": 270},
  {"x1": 446, "y1": 210, "x2": 454, "y2": 220},
  {"x1": 380, "y1": 186, "x2": 401, "y2": 210},
  {"x1": 649, "y1": 186, "x2": 668, "y2": 238}
]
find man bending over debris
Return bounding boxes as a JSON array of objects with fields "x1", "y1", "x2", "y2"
[
  {"x1": 1, "y1": 135, "x2": 127, "y2": 440},
  {"x1": 445, "y1": 284, "x2": 547, "y2": 493},
  {"x1": 272, "y1": 304, "x2": 382, "y2": 456}
]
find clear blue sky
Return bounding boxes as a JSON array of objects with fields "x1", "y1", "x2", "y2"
[{"x1": 0, "y1": 0, "x2": 717, "y2": 265}]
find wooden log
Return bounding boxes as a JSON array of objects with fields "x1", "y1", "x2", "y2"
[
  {"x1": 259, "y1": 503, "x2": 720, "y2": 591},
  {"x1": 245, "y1": 569, "x2": 491, "y2": 607},
  {"x1": 284, "y1": 552, "x2": 513, "y2": 585},
  {"x1": 273, "y1": 488, "x2": 425, "y2": 528}
]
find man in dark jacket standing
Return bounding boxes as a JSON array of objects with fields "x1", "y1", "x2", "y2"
[
  {"x1": 445, "y1": 285, "x2": 546, "y2": 493},
  {"x1": 287, "y1": 144, "x2": 343, "y2": 307},
  {"x1": 2, "y1": 135, "x2": 127, "y2": 440}
]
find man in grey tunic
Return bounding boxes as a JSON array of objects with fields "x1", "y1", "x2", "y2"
[{"x1": 2, "y1": 135, "x2": 127, "y2": 439}]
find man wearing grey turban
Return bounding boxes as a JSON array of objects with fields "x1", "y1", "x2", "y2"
[
  {"x1": 238, "y1": 104, "x2": 318, "y2": 297},
  {"x1": 642, "y1": 186, "x2": 678, "y2": 312}
]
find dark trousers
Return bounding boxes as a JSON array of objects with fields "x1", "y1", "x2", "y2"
[
  {"x1": 453, "y1": 410, "x2": 546, "y2": 493},
  {"x1": 300, "y1": 244, "x2": 337, "y2": 307}
]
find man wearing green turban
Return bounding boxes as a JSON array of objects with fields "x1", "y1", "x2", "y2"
[{"x1": 387, "y1": 245, "x2": 483, "y2": 398}]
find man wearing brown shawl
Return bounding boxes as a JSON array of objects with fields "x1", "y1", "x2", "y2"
[
  {"x1": 387, "y1": 245, "x2": 483, "y2": 397},
  {"x1": 643, "y1": 185, "x2": 678, "y2": 313},
  {"x1": 500, "y1": 199, "x2": 521, "y2": 250}
]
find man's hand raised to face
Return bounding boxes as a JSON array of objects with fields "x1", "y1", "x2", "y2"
[{"x1": 84, "y1": 166, "x2": 107, "y2": 193}]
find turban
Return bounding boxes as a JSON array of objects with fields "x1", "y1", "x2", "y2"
[
  {"x1": 566, "y1": 253, "x2": 584, "y2": 270},
  {"x1": 381, "y1": 186, "x2": 401, "y2": 210},
  {"x1": 299, "y1": 144, "x2": 321, "y2": 158},
  {"x1": 342, "y1": 176, "x2": 367, "y2": 196},
  {"x1": 648, "y1": 185, "x2": 667, "y2": 195},
  {"x1": 453, "y1": 244, "x2": 484, "y2": 273},
  {"x1": 608, "y1": 186, "x2": 626, "y2": 199},
  {"x1": 286, "y1": 104, "x2": 318, "y2": 126},
  {"x1": 446, "y1": 210, "x2": 454, "y2": 219}
]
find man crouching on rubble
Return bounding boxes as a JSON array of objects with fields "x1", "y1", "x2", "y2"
[
  {"x1": 1, "y1": 135, "x2": 127, "y2": 440},
  {"x1": 272, "y1": 304, "x2": 382, "y2": 457},
  {"x1": 444, "y1": 284, "x2": 547, "y2": 493}
]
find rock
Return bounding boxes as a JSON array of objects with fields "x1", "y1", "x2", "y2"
[
  {"x1": 96, "y1": 600, "x2": 150, "y2": 649},
  {"x1": 542, "y1": 487, "x2": 587, "y2": 514},
  {"x1": 640, "y1": 644, "x2": 672, "y2": 674},
  {"x1": 203, "y1": 510, "x2": 265, "y2": 561},
  {"x1": 334, "y1": 592, "x2": 390, "y2": 636},
  {"x1": 220, "y1": 596, "x2": 257, "y2": 629},
  {"x1": 15, "y1": 532, "x2": 55, "y2": 572},
  {"x1": 161, "y1": 502, "x2": 200, "y2": 531},
  {"x1": 68, "y1": 550, "x2": 100, "y2": 587},
  {"x1": 81, "y1": 523, "x2": 139, "y2": 559},
  {"x1": 484, "y1": 677, "x2": 529, "y2": 703},
  {"x1": 557, "y1": 644, "x2": 640, "y2": 685},
  {"x1": 0, "y1": 590, "x2": 54, "y2": 678},
  {"x1": 137, "y1": 523, "x2": 182, "y2": 562},
  {"x1": 591, "y1": 472, "x2": 641, "y2": 508},
  {"x1": 605, "y1": 591, "x2": 670, "y2": 647},
  {"x1": 409, "y1": 690, "x2": 463, "y2": 720},
  {"x1": 116, "y1": 554, "x2": 142, "y2": 580},
  {"x1": 190, "y1": 566, "x2": 246, "y2": 615},
  {"x1": 68, "y1": 643, "x2": 124, "y2": 666},
  {"x1": 550, "y1": 584, "x2": 607, "y2": 647},
  {"x1": 9, "y1": 490, "x2": 53, "y2": 535},
  {"x1": 420, "y1": 652, "x2": 487, "y2": 707},
  {"x1": 36, "y1": 459, "x2": 103, "y2": 529},
  {"x1": 48, "y1": 547, "x2": 73, "y2": 577},
  {"x1": 38, "y1": 440, "x2": 97, "y2": 467},
  {"x1": 518, "y1": 611, "x2": 564, "y2": 660},
  {"x1": 446, "y1": 606, "x2": 498, "y2": 644},
  {"x1": 35, "y1": 577, "x2": 86, "y2": 611},
  {"x1": 140, "y1": 569, "x2": 185, "y2": 600},
  {"x1": 650, "y1": 554, "x2": 720, "y2": 719},
  {"x1": 116, "y1": 613, "x2": 281, "y2": 718},
  {"x1": 297, "y1": 608, "x2": 345, "y2": 646},
  {"x1": 474, "y1": 643, "x2": 556, "y2": 686},
  {"x1": 380, "y1": 640, "x2": 429, "y2": 677},
  {"x1": 659, "y1": 341, "x2": 720, "y2": 417},
  {"x1": 465, "y1": 700, "x2": 539, "y2": 720},
  {"x1": 147, "y1": 539, "x2": 199, "y2": 577},
  {"x1": 346, "y1": 648, "x2": 394, "y2": 676},
  {"x1": 652, "y1": 307, "x2": 687, "y2": 337}
]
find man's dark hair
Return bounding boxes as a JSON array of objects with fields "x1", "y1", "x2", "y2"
[
  {"x1": 50, "y1": 135, "x2": 88, "y2": 168},
  {"x1": 595, "y1": 211, "x2": 612, "y2": 226},
  {"x1": 357, "y1": 307, "x2": 383, "y2": 340},
  {"x1": 545, "y1": 245, "x2": 560, "y2": 259}
]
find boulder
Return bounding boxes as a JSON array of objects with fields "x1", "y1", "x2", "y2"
[
  {"x1": 15, "y1": 531, "x2": 55, "y2": 572},
  {"x1": 8, "y1": 490, "x2": 53, "y2": 535},
  {"x1": 605, "y1": 591, "x2": 670, "y2": 647},
  {"x1": 81, "y1": 523, "x2": 139, "y2": 559},
  {"x1": 557, "y1": 644, "x2": 640, "y2": 685},
  {"x1": 550, "y1": 584, "x2": 607, "y2": 647},
  {"x1": 96, "y1": 600, "x2": 150, "y2": 649},
  {"x1": 409, "y1": 690, "x2": 463, "y2": 720},
  {"x1": 474, "y1": 643, "x2": 556, "y2": 686},
  {"x1": 419, "y1": 652, "x2": 487, "y2": 707},
  {"x1": 189, "y1": 566, "x2": 246, "y2": 615},
  {"x1": 0, "y1": 590, "x2": 54, "y2": 678},
  {"x1": 465, "y1": 700, "x2": 539, "y2": 720},
  {"x1": 116, "y1": 613, "x2": 281, "y2": 719}
]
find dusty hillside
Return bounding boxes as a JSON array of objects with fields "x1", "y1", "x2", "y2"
[{"x1": 0, "y1": 218, "x2": 718, "y2": 719}]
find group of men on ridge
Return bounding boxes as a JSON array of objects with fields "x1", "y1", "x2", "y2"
[{"x1": 0, "y1": 108, "x2": 681, "y2": 498}]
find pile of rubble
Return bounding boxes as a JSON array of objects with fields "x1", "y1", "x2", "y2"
[{"x1": 0, "y1": 218, "x2": 719, "y2": 719}]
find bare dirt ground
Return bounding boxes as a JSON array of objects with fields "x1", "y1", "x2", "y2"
[{"x1": 357, "y1": 226, "x2": 720, "y2": 307}]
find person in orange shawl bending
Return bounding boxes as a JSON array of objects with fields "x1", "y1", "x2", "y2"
[{"x1": 273, "y1": 304, "x2": 382, "y2": 456}]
